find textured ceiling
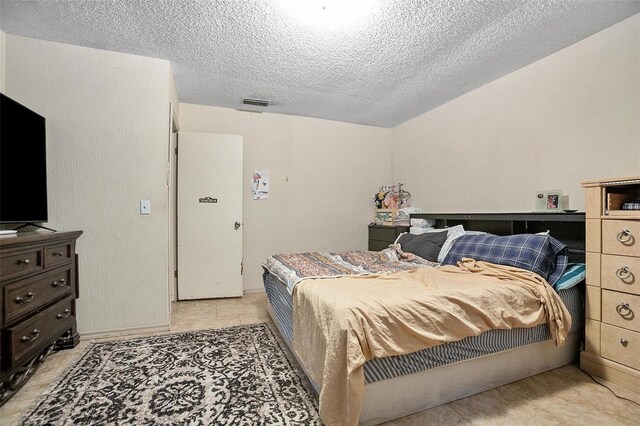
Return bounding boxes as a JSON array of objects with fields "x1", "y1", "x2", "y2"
[{"x1": 1, "y1": 1, "x2": 638, "y2": 128}]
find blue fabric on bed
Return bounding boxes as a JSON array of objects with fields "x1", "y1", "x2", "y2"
[
  {"x1": 554, "y1": 263, "x2": 586, "y2": 290},
  {"x1": 442, "y1": 233, "x2": 568, "y2": 285}
]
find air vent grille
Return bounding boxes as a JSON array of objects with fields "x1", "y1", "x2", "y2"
[{"x1": 242, "y1": 98, "x2": 269, "y2": 107}]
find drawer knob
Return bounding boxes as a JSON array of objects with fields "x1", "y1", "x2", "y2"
[
  {"x1": 52, "y1": 278, "x2": 68, "y2": 288},
  {"x1": 54, "y1": 251, "x2": 64, "y2": 256},
  {"x1": 15, "y1": 292, "x2": 35, "y2": 304},
  {"x1": 18, "y1": 258, "x2": 30, "y2": 265},
  {"x1": 620, "y1": 338, "x2": 629, "y2": 347},
  {"x1": 616, "y1": 229, "x2": 633, "y2": 244},
  {"x1": 616, "y1": 302, "x2": 634, "y2": 319},
  {"x1": 20, "y1": 329, "x2": 40, "y2": 343},
  {"x1": 57, "y1": 309, "x2": 71, "y2": 319},
  {"x1": 616, "y1": 266, "x2": 633, "y2": 281}
]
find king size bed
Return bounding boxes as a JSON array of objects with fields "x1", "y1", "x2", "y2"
[{"x1": 262, "y1": 213, "x2": 586, "y2": 425}]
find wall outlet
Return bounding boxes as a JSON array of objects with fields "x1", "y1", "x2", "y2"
[{"x1": 140, "y1": 200, "x2": 151, "y2": 215}]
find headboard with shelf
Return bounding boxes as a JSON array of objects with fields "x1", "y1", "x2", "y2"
[{"x1": 410, "y1": 212, "x2": 586, "y2": 263}]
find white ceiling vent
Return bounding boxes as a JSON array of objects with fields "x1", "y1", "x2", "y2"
[{"x1": 242, "y1": 98, "x2": 269, "y2": 107}]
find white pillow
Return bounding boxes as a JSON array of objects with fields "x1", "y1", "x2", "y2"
[
  {"x1": 464, "y1": 230, "x2": 488, "y2": 236},
  {"x1": 437, "y1": 225, "x2": 466, "y2": 262},
  {"x1": 410, "y1": 226, "x2": 435, "y2": 235},
  {"x1": 410, "y1": 218, "x2": 436, "y2": 228}
]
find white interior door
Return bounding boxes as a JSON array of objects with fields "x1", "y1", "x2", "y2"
[{"x1": 177, "y1": 132, "x2": 243, "y2": 300}]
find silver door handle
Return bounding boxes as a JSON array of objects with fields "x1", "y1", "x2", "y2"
[{"x1": 234, "y1": 221, "x2": 241, "y2": 230}]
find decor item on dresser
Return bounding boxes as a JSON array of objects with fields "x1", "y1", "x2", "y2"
[
  {"x1": 373, "y1": 183, "x2": 414, "y2": 225},
  {"x1": 535, "y1": 189, "x2": 563, "y2": 212},
  {"x1": 15, "y1": 324, "x2": 320, "y2": 425},
  {"x1": 374, "y1": 183, "x2": 411, "y2": 210},
  {"x1": 581, "y1": 176, "x2": 640, "y2": 393},
  {"x1": 0, "y1": 230, "x2": 82, "y2": 405}
]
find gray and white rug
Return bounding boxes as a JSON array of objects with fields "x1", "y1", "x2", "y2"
[{"x1": 16, "y1": 323, "x2": 321, "y2": 425}]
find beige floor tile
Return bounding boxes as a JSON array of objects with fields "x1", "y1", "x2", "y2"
[
  {"x1": 500, "y1": 368, "x2": 614, "y2": 422},
  {"x1": 584, "y1": 375, "x2": 640, "y2": 405},
  {"x1": 169, "y1": 316, "x2": 242, "y2": 332},
  {"x1": 559, "y1": 404, "x2": 639, "y2": 426},
  {"x1": 236, "y1": 316, "x2": 270, "y2": 326},
  {"x1": 216, "y1": 302, "x2": 267, "y2": 318},
  {"x1": 0, "y1": 399, "x2": 32, "y2": 425},
  {"x1": 584, "y1": 395, "x2": 640, "y2": 424},
  {"x1": 383, "y1": 404, "x2": 469, "y2": 425},
  {"x1": 448, "y1": 387, "x2": 562, "y2": 426}
]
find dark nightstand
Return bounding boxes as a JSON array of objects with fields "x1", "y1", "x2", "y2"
[{"x1": 368, "y1": 224, "x2": 410, "y2": 251}]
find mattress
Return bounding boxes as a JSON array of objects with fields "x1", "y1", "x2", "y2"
[{"x1": 263, "y1": 270, "x2": 584, "y2": 384}]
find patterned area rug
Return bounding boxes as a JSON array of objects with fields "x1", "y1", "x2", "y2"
[{"x1": 16, "y1": 324, "x2": 321, "y2": 425}]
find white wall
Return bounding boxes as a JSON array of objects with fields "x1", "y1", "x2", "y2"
[
  {"x1": 0, "y1": 30, "x2": 6, "y2": 92},
  {"x1": 179, "y1": 104, "x2": 392, "y2": 291},
  {"x1": 4, "y1": 35, "x2": 172, "y2": 335},
  {"x1": 169, "y1": 65, "x2": 179, "y2": 126},
  {"x1": 392, "y1": 14, "x2": 640, "y2": 213},
  {"x1": 167, "y1": 67, "x2": 179, "y2": 303}
]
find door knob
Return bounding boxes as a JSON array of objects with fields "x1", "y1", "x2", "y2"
[{"x1": 234, "y1": 221, "x2": 241, "y2": 230}]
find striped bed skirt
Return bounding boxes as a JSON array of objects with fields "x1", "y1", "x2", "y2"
[{"x1": 263, "y1": 270, "x2": 584, "y2": 384}]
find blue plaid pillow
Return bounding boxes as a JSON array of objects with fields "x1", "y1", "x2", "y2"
[{"x1": 442, "y1": 234, "x2": 568, "y2": 285}]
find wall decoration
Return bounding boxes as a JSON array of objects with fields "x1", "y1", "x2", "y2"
[
  {"x1": 535, "y1": 189, "x2": 563, "y2": 211},
  {"x1": 252, "y1": 170, "x2": 270, "y2": 200}
]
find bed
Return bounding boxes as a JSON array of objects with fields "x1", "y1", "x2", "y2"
[{"x1": 262, "y1": 212, "x2": 586, "y2": 425}]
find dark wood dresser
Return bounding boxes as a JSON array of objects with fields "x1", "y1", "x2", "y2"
[
  {"x1": 368, "y1": 224, "x2": 410, "y2": 251},
  {"x1": 0, "y1": 230, "x2": 82, "y2": 405}
]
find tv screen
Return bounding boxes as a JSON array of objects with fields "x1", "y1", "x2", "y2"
[{"x1": 0, "y1": 93, "x2": 48, "y2": 224}]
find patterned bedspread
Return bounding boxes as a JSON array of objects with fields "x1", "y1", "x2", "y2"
[{"x1": 263, "y1": 247, "x2": 438, "y2": 294}]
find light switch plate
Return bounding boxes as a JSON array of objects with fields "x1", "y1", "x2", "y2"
[{"x1": 140, "y1": 200, "x2": 151, "y2": 215}]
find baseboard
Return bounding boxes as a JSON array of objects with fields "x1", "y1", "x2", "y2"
[
  {"x1": 80, "y1": 323, "x2": 170, "y2": 340},
  {"x1": 580, "y1": 351, "x2": 640, "y2": 393}
]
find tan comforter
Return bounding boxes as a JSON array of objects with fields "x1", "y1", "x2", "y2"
[{"x1": 292, "y1": 258, "x2": 571, "y2": 426}]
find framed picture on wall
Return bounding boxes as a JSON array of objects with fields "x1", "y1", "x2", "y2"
[{"x1": 535, "y1": 190, "x2": 563, "y2": 212}]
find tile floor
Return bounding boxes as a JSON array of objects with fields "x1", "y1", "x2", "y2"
[{"x1": 1, "y1": 292, "x2": 639, "y2": 425}]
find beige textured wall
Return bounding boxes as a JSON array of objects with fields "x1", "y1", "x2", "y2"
[
  {"x1": 169, "y1": 65, "x2": 179, "y2": 125},
  {"x1": 392, "y1": 14, "x2": 640, "y2": 213},
  {"x1": 167, "y1": 69, "x2": 179, "y2": 302},
  {"x1": 4, "y1": 35, "x2": 172, "y2": 335},
  {"x1": 179, "y1": 104, "x2": 392, "y2": 291},
  {"x1": 0, "y1": 30, "x2": 5, "y2": 92}
]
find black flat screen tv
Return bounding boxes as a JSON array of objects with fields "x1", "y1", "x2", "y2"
[{"x1": 0, "y1": 93, "x2": 48, "y2": 224}]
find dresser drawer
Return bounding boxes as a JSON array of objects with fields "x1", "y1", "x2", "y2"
[
  {"x1": 369, "y1": 226, "x2": 399, "y2": 244},
  {"x1": 0, "y1": 248, "x2": 43, "y2": 281},
  {"x1": 601, "y1": 323, "x2": 640, "y2": 371},
  {"x1": 602, "y1": 220, "x2": 640, "y2": 257},
  {"x1": 602, "y1": 254, "x2": 639, "y2": 295},
  {"x1": 369, "y1": 239, "x2": 391, "y2": 251},
  {"x1": 4, "y1": 297, "x2": 74, "y2": 368},
  {"x1": 602, "y1": 289, "x2": 640, "y2": 333},
  {"x1": 44, "y1": 243, "x2": 72, "y2": 268},
  {"x1": 4, "y1": 266, "x2": 72, "y2": 324}
]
